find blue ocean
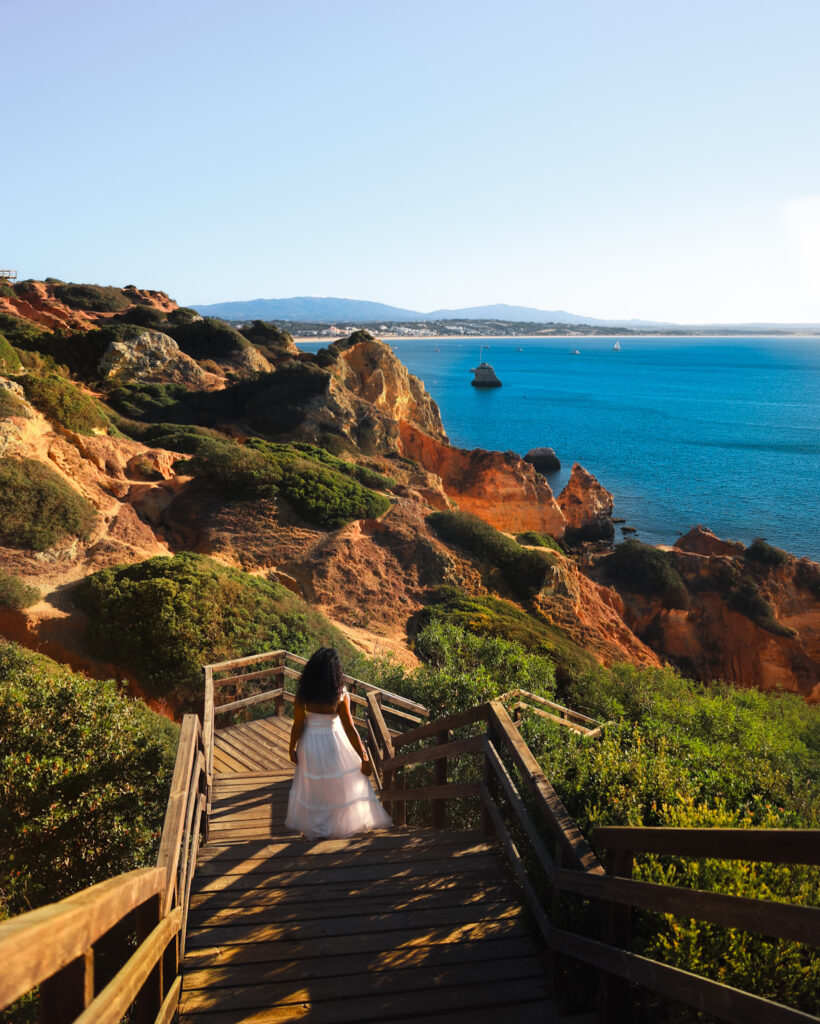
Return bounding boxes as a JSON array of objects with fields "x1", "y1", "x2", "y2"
[{"x1": 299, "y1": 336, "x2": 820, "y2": 562}]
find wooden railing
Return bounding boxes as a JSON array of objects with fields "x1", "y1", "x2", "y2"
[
  {"x1": 500, "y1": 688, "x2": 604, "y2": 737},
  {"x1": 0, "y1": 713, "x2": 207, "y2": 1024},
  {"x1": 202, "y1": 648, "x2": 429, "y2": 809},
  {"x1": 365, "y1": 697, "x2": 820, "y2": 1024}
]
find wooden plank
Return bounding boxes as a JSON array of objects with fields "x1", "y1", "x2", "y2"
[
  {"x1": 157, "y1": 716, "x2": 201, "y2": 910},
  {"x1": 549, "y1": 926, "x2": 819, "y2": 1024},
  {"x1": 196, "y1": 829, "x2": 482, "y2": 861},
  {"x1": 190, "y1": 855, "x2": 506, "y2": 894},
  {"x1": 213, "y1": 727, "x2": 290, "y2": 770},
  {"x1": 554, "y1": 867, "x2": 820, "y2": 946},
  {"x1": 182, "y1": 914, "x2": 531, "y2": 970},
  {"x1": 178, "y1": 975, "x2": 548, "y2": 1024},
  {"x1": 207, "y1": 650, "x2": 286, "y2": 673},
  {"x1": 392, "y1": 703, "x2": 490, "y2": 749},
  {"x1": 487, "y1": 701, "x2": 601, "y2": 874},
  {"x1": 154, "y1": 974, "x2": 182, "y2": 1024},
  {"x1": 211, "y1": 734, "x2": 271, "y2": 773},
  {"x1": 40, "y1": 947, "x2": 94, "y2": 1024},
  {"x1": 379, "y1": 781, "x2": 483, "y2": 803},
  {"x1": 213, "y1": 727, "x2": 276, "y2": 766},
  {"x1": 365, "y1": 691, "x2": 394, "y2": 759},
  {"x1": 485, "y1": 739, "x2": 555, "y2": 882},
  {"x1": 213, "y1": 688, "x2": 283, "y2": 715},
  {"x1": 590, "y1": 827, "x2": 820, "y2": 865},
  {"x1": 73, "y1": 908, "x2": 182, "y2": 1024},
  {"x1": 185, "y1": 900, "x2": 524, "y2": 948},
  {"x1": 501, "y1": 688, "x2": 602, "y2": 726},
  {"x1": 0, "y1": 867, "x2": 165, "y2": 1009},
  {"x1": 214, "y1": 667, "x2": 283, "y2": 688},
  {"x1": 237, "y1": 720, "x2": 294, "y2": 761},
  {"x1": 180, "y1": 954, "x2": 545, "y2": 1012},
  {"x1": 380, "y1": 733, "x2": 485, "y2": 772},
  {"x1": 182, "y1": 935, "x2": 536, "y2": 989},
  {"x1": 193, "y1": 841, "x2": 500, "y2": 877}
]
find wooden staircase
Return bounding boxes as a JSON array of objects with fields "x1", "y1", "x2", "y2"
[{"x1": 179, "y1": 716, "x2": 561, "y2": 1023}]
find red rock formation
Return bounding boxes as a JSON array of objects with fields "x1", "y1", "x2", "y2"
[
  {"x1": 558, "y1": 463, "x2": 614, "y2": 543},
  {"x1": 398, "y1": 421, "x2": 566, "y2": 535},
  {"x1": 0, "y1": 280, "x2": 177, "y2": 333},
  {"x1": 674, "y1": 525, "x2": 745, "y2": 557}
]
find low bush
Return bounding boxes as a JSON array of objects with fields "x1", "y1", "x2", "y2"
[
  {"x1": 106, "y1": 381, "x2": 193, "y2": 423},
  {"x1": 247, "y1": 440, "x2": 396, "y2": 491},
  {"x1": 729, "y1": 575, "x2": 795, "y2": 637},
  {"x1": 428, "y1": 511, "x2": 554, "y2": 599},
  {"x1": 112, "y1": 306, "x2": 168, "y2": 329},
  {"x1": 167, "y1": 307, "x2": 200, "y2": 325},
  {"x1": 53, "y1": 282, "x2": 132, "y2": 312},
  {"x1": 0, "y1": 458, "x2": 98, "y2": 550},
  {"x1": 239, "y1": 320, "x2": 295, "y2": 359},
  {"x1": 516, "y1": 530, "x2": 563, "y2": 552},
  {"x1": 0, "y1": 387, "x2": 28, "y2": 419},
  {"x1": 745, "y1": 537, "x2": 791, "y2": 568},
  {"x1": 165, "y1": 317, "x2": 252, "y2": 363},
  {"x1": 0, "y1": 312, "x2": 53, "y2": 352},
  {"x1": 0, "y1": 641, "x2": 178, "y2": 917},
  {"x1": 602, "y1": 539, "x2": 690, "y2": 609},
  {"x1": 0, "y1": 334, "x2": 20, "y2": 373},
  {"x1": 18, "y1": 373, "x2": 111, "y2": 434},
  {"x1": 75, "y1": 552, "x2": 356, "y2": 704},
  {"x1": 0, "y1": 570, "x2": 40, "y2": 610}
]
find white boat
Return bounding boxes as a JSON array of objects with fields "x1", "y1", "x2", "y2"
[
  {"x1": 613, "y1": 341, "x2": 621, "y2": 351},
  {"x1": 572, "y1": 349, "x2": 581, "y2": 355}
]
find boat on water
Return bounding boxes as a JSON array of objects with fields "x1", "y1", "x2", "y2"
[
  {"x1": 613, "y1": 340, "x2": 621, "y2": 351},
  {"x1": 470, "y1": 345, "x2": 502, "y2": 387},
  {"x1": 572, "y1": 349, "x2": 581, "y2": 355},
  {"x1": 515, "y1": 346, "x2": 524, "y2": 352}
]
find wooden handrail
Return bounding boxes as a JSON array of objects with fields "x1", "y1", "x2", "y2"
[{"x1": 591, "y1": 826, "x2": 820, "y2": 864}]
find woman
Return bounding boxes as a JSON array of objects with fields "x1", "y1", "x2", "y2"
[{"x1": 285, "y1": 647, "x2": 391, "y2": 840}]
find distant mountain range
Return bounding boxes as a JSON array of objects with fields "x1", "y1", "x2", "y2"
[{"x1": 189, "y1": 296, "x2": 820, "y2": 332}]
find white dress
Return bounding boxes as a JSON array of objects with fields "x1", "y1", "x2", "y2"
[{"x1": 285, "y1": 705, "x2": 391, "y2": 841}]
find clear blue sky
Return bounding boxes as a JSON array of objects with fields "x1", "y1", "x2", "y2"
[{"x1": 3, "y1": 0, "x2": 820, "y2": 322}]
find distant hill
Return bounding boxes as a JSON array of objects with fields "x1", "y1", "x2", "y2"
[
  {"x1": 189, "y1": 295, "x2": 820, "y2": 332},
  {"x1": 190, "y1": 295, "x2": 668, "y2": 327}
]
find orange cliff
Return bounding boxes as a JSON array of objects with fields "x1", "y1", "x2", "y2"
[{"x1": 0, "y1": 280, "x2": 177, "y2": 333}]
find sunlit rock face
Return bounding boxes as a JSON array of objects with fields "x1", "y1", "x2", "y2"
[
  {"x1": 98, "y1": 329, "x2": 217, "y2": 388},
  {"x1": 398, "y1": 421, "x2": 566, "y2": 536},
  {"x1": 558, "y1": 463, "x2": 614, "y2": 543}
]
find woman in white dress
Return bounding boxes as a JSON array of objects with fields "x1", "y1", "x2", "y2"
[{"x1": 285, "y1": 647, "x2": 391, "y2": 840}]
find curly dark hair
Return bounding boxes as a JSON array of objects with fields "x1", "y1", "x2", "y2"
[{"x1": 296, "y1": 647, "x2": 345, "y2": 705}]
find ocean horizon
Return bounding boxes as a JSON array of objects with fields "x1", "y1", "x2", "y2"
[{"x1": 298, "y1": 335, "x2": 820, "y2": 562}]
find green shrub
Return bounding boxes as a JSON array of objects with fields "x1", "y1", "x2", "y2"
[
  {"x1": 53, "y1": 283, "x2": 132, "y2": 312},
  {"x1": 106, "y1": 380, "x2": 193, "y2": 423},
  {"x1": 239, "y1": 320, "x2": 295, "y2": 359},
  {"x1": 165, "y1": 317, "x2": 252, "y2": 362},
  {"x1": 167, "y1": 307, "x2": 200, "y2": 325},
  {"x1": 18, "y1": 374, "x2": 111, "y2": 434},
  {"x1": 0, "y1": 282, "x2": 15, "y2": 299},
  {"x1": 247, "y1": 440, "x2": 396, "y2": 491},
  {"x1": 0, "y1": 312, "x2": 53, "y2": 352},
  {"x1": 602, "y1": 539, "x2": 690, "y2": 609},
  {"x1": 516, "y1": 530, "x2": 563, "y2": 552},
  {"x1": 0, "y1": 457, "x2": 98, "y2": 550},
  {"x1": 0, "y1": 387, "x2": 28, "y2": 419},
  {"x1": 112, "y1": 305, "x2": 168, "y2": 329},
  {"x1": 0, "y1": 570, "x2": 40, "y2": 610},
  {"x1": 75, "y1": 552, "x2": 356, "y2": 703},
  {"x1": 0, "y1": 334, "x2": 20, "y2": 373},
  {"x1": 745, "y1": 537, "x2": 791, "y2": 568},
  {"x1": 0, "y1": 641, "x2": 178, "y2": 917},
  {"x1": 729, "y1": 575, "x2": 795, "y2": 637},
  {"x1": 428, "y1": 511, "x2": 554, "y2": 600}
]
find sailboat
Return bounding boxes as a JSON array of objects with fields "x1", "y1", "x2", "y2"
[
  {"x1": 470, "y1": 345, "x2": 502, "y2": 387},
  {"x1": 613, "y1": 340, "x2": 621, "y2": 351}
]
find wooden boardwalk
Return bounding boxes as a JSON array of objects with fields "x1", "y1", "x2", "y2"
[{"x1": 180, "y1": 716, "x2": 563, "y2": 1023}]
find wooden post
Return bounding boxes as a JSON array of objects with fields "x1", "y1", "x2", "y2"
[
  {"x1": 133, "y1": 894, "x2": 162, "y2": 1024},
  {"x1": 274, "y1": 652, "x2": 286, "y2": 716},
  {"x1": 483, "y1": 724, "x2": 499, "y2": 837},
  {"x1": 40, "y1": 949, "x2": 94, "y2": 1024},
  {"x1": 433, "y1": 729, "x2": 449, "y2": 830},
  {"x1": 394, "y1": 766, "x2": 406, "y2": 826},
  {"x1": 597, "y1": 847, "x2": 634, "y2": 1024}
]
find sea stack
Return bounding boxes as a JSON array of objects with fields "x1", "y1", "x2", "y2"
[{"x1": 470, "y1": 362, "x2": 502, "y2": 387}]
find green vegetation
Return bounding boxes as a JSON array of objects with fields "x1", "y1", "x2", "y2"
[
  {"x1": 745, "y1": 537, "x2": 791, "y2": 568},
  {"x1": 112, "y1": 305, "x2": 169, "y2": 329},
  {"x1": 602, "y1": 538, "x2": 690, "y2": 608},
  {"x1": 247, "y1": 439, "x2": 396, "y2": 491},
  {"x1": 0, "y1": 570, "x2": 40, "y2": 611},
  {"x1": 428, "y1": 511, "x2": 554, "y2": 600},
  {"x1": 239, "y1": 320, "x2": 295, "y2": 359},
  {"x1": 516, "y1": 530, "x2": 563, "y2": 552},
  {"x1": 53, "y1": 282, "x2": 132, "y2": 312},
  {"x1": 0, "y1": 458, "x2": 98, "y2": 550},
  {"x1": 185, "y1": 437, "x2": 391, "y2": 528},
  {"x1": 0, "y1": 334, "x2": 20, "y2": 373},
  {"x1": 0, "y1": 386, "x2": 28, "y2": 420},
  {"x1": 165, "y1": 316, "x2": 253, "y2": 363},
  {"x1": 107, "y1": 380, "x2": 193, "y2": 423},
  {"x1": 0, "y1": 312, "x2": 52, "y2": 352},
  {"x1": 728, "y1": 574, "x2": 795, "y2": 637},
  {"x1": 0, "y1": 641, "x2": 178, "y2": 918},
  {"x1": 76, "y1": 553, "x2": 357, "y2": 704},
  {"x1": 17, "y1": 373, "x2": 111, "y2": 434}
]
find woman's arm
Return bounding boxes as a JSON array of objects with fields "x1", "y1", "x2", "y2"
[
  {"x1": 289, "y1": 700, "x2": 306, "y2": 764},
  {"x1": 338, "y1": 693, "x2": 373, "y2": 776}
]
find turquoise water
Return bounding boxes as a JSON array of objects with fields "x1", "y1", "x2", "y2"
[{"x1": 299, "y1": 336, "x2": 820, "y2": 561}]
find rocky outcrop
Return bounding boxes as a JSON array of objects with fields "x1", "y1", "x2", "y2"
[
  {"x1": 674, "y1": 525, "x2": 745, "y2": 557},
  {"x1": 558, "y1": 463, "x2": 614, "y2": 543},
  {"x1": 398, "y1": 422, "x2": 566, "y2": 535},
  {"x1": 98, "y1": 329, "x2": 220, "y2": 389},
  {"x1": 335, "y1": 338, "x2": 448, "y2": 442},
  {"x1": 595, "y1": 532, "x2": 820, "y2": 700},
  {"x1": 524, "y1": 447, "x2": 561, "y2": 473},
  {"x1": 0, "y1": 280, "x2": 177, "y2": 333}
]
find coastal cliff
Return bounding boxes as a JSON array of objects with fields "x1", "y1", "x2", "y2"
[{"x1": 1, "y1": 280, "x2": 818, "y2": 703}]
